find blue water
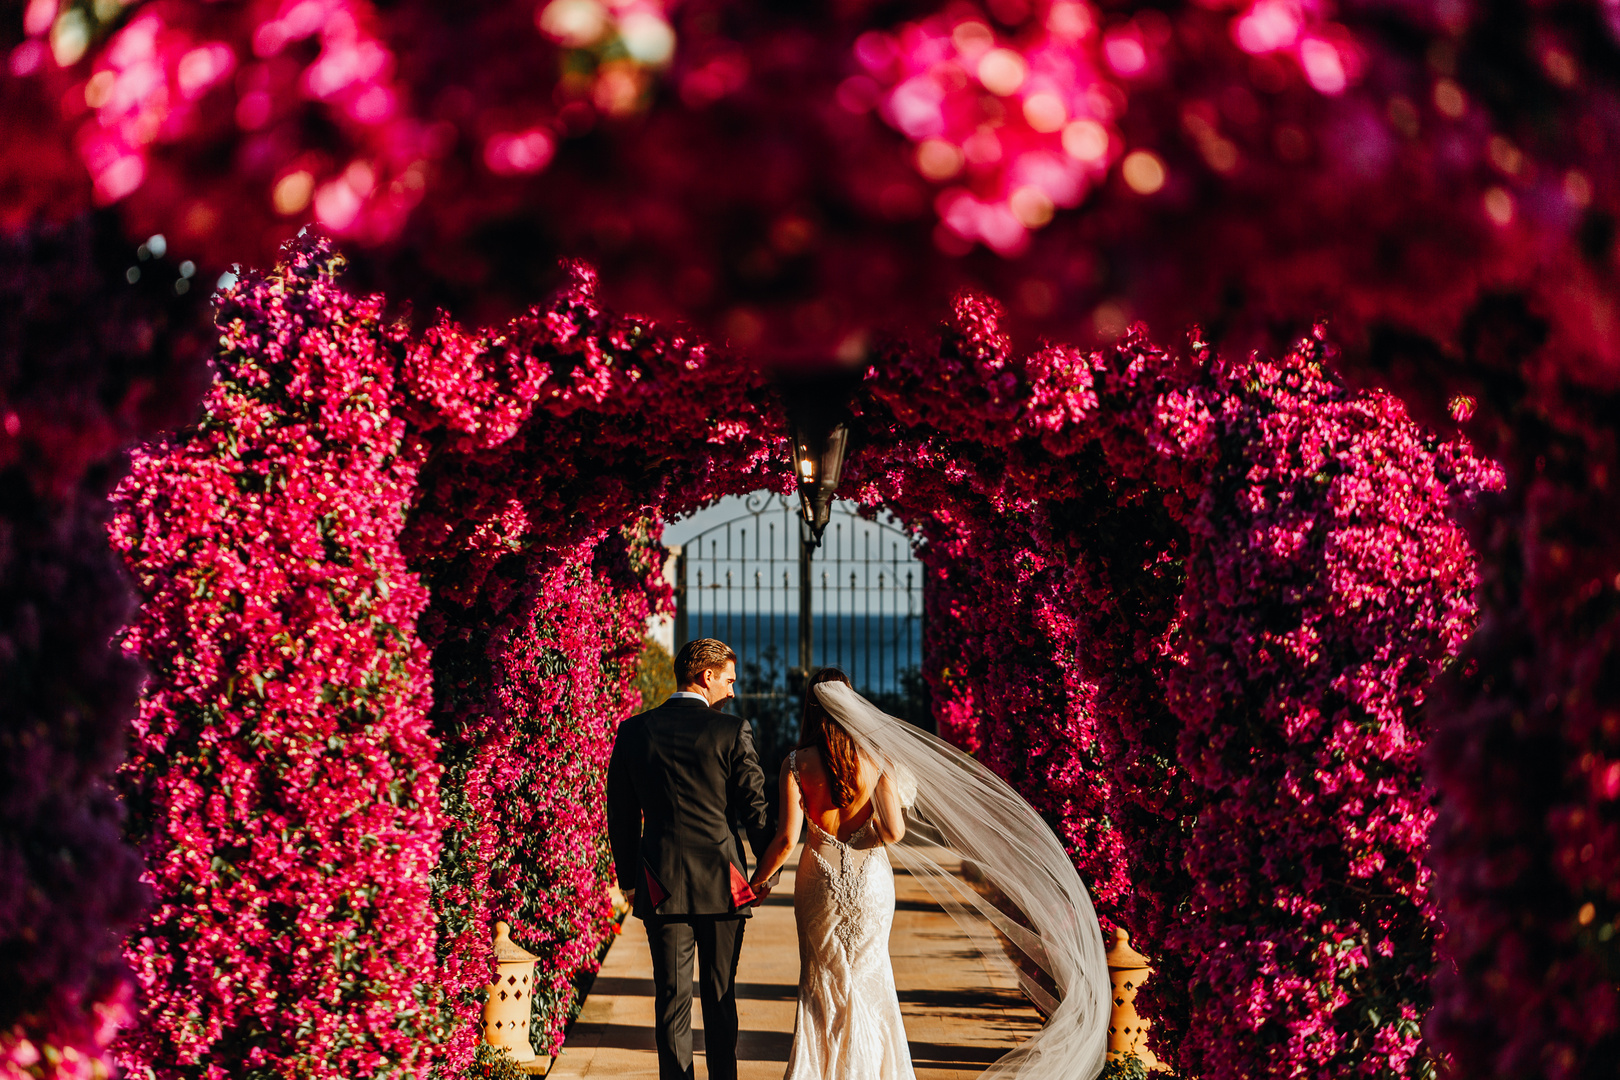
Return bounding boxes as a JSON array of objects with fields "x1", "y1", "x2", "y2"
[{"x1": 681, "y1": 613, "x2": 922, "y2": 696}]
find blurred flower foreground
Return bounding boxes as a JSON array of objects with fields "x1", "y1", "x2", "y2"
[{"x1": 1, "y1": 1, "x2": 1617, "y2": 1079}]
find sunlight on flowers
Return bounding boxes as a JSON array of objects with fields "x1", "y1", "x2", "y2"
[
  {"x1": 1121, "y1": 150, "x2": 1165, "y2": 194},
  {"x1": 538, "y1": 0, "x2": 677, "y2": 117},
  {"x1": 865, "y1": 2, "x2": 1121, "y2": 255},
  {"x1": 1231, "y1": 0, "x2": 1357, "y2": 98}
]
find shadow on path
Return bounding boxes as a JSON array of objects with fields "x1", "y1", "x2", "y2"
[{"x1": 550, "y1": 845, "x2": 1045, "y2": 1080}]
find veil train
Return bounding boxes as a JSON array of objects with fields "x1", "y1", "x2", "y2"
[{"x1": 815, "y1": 681, "x2": 1111, "y2": 1080}]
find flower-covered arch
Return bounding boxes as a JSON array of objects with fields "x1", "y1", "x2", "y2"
[{"x1": 108, "y1": 235, "x2": 1496, "y2": 1080}]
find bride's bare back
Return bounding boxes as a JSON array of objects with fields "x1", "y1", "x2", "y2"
[
  {"x1": 792, "y1": 746, "x2": 880, "y2": 842},
  {"x1": 750, "y1": 742, "x2": 906, "y2": 896}
]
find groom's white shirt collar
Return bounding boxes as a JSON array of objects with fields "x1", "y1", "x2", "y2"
[{"x1": 670, "y1": 690, "x2": 708, "y2": 703}]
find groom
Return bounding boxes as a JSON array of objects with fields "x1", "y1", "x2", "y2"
[{"x1": 606, "y1": 638, "x2": 772, "y2": 1080}]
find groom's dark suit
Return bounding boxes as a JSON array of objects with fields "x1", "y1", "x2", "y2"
[{"x1": 606, "y1": 694, "x2": 771, "y2": 1080}]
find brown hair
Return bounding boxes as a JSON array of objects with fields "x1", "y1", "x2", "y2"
[
  {"x1": 674, "y1": 638, "x2": 736, "y2": 687},
  {"x1": 796, "y1": 667, "x2": 861, "y2": 808}
]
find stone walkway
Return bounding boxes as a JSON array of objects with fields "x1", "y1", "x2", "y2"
[{"x1": 551, "y1": 846, "x2": 1044, "y2": 1080}]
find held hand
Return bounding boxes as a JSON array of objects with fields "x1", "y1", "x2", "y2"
[
  {"x1": 621, "y1": 888, "x2": 636, "y2": 910},
  {"x1": 749, "y1": 880, "x2": 772, "y2": 904}
]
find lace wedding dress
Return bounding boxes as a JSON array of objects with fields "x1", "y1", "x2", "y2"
[
  {"x1": 783, "y1": 749, "x2": 916, "y2": 1080},
  {"x1": 798, "y1": 683, "x2": 1111, "y2": 1080}
]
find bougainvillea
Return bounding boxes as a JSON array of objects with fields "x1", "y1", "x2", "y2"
[
  {"x1": 4, "y1": 2, "x2": 1617, "y2": 1077},
  {"x1": 1158, "y1": 339, "x2": 1499, "y2": 1076},
  {"x1": 0, "y1": 212, "x2": 208, "y2": 1080},
  {"x1": 846, "y1": 298, "x2": 1500, "y2": 1077},
  {"x1": 391, "y1": 257, "x2": 784, "y2": 1069},
  {"x1": 1417, "y1": 302, "x2": 1620, "y2": 1079},
  {"x1": 4, "y1": 0, "x2": 1615, "y2": 379},
  {"x1": 106, "y1": 236, "x2": 786, "y2": 1076},
  {"x1": 108, "y1": 239, "x2": 451, "y2": 1076},
  {"x1": 425, "y1": 542, "x2": 665, "y2": 1064},
  {"x1": 914, "y1": 518, "x2": 1135, "y2": 922},
  {"x1": 111, "y1": 234, "x2": 1508, "y2": 1077}
]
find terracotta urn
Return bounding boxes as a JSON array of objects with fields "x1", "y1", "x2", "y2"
[
  {"x1": 1105, "y1": 927, "x2": 1169, "y2": 1071},
  {"x1": 482, "y1": 920, "x2": 540, "y2": 1064}
]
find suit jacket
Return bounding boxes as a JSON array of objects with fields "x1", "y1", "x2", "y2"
[{"x1": 606, "y1": 695, "x2": 772, "y2": 920}]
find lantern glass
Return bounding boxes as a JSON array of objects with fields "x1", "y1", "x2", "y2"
[
  {"x1": 792, "y1": 419, "x2": 848, "y2": 546},
  {"x1": 781, "y1": 368, "x2": 858, "y2": 547}
]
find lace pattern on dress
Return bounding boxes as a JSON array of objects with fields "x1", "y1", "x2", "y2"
[
  {"x1": 791, "y1": 751, "x2": 885, "y2": 954},
  {"x1": 810, "y1": 823, "x2": 878, "y2": 953}
]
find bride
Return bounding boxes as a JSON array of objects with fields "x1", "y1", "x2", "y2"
[
  {"x1": 749, "y1": 668, "x2": 915, "y2": 1079},
  {"x1": 749, "y1": 668, "x2": 1112, "y2": 1080}
]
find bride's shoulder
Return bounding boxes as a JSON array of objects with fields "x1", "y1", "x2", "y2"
[{"x1": 793, "y1": 746, "x2": 832, "y2": 784}]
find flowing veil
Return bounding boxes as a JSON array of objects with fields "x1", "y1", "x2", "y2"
[{"x1": 814, "y1": 681, "x2": 1111, "y2": 1080}]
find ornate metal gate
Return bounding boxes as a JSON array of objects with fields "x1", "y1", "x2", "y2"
[{"x1": 672, "y1": 492, "x2": 926, "y2": 763}]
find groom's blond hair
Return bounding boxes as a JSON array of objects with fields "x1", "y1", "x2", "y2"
[{"x1": 674, "y1": 638, "x2": 736, "y2": 687}]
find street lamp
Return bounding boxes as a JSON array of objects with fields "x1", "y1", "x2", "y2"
[
  {"x1": 781, "y1": 372, "x2": 858, "y2": 693},
  {"x1": 790, "y1": 415, "x2": 849, "y2": 547}
]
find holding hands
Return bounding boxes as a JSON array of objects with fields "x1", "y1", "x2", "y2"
[{"x1": 749, "y1": 875, "x2": 774, "y2": 904}]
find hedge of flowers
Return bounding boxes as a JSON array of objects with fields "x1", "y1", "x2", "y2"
[
  {"x1": 99, "y1": 232, "x2": 1511, "y2": 1078},
  {"x1": 890, "y1": 451, "x2": 1140, "y2": 922},
  {"x1": 107, "y1": 236, "x2": 784, "y2": 1077},
  {"x1": 387, "y1": 265, "x2": 781, "y2": 1070},
  {"x1": 424, "y1": 540, "x2": 665, "y2": 1064},
  {"x1": 0, "y1": 213, "x2": 209, "y2": 1079},
  {"x1": 848, "y1": 298, "x2": 1499, "y2": 1076},
  {"x1": 108, "y1": 239, "x2": 453, "y2": 1076},
  {"x1": 1418, "y1": 303, "x2": 1620, "y2": 1079},
  {"x1": 1154, "y1": 339, "x2": 1498, "y2": 1076},
  {"x1": 387, "y1": 258, "x2": 779, "y2": 1070}
]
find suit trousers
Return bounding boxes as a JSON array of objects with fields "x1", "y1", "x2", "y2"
[{"x1": 644, "y1": 915, "x2": 746, "y2": 1080}]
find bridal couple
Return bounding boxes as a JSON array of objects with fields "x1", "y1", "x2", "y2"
[{"x1": 607, "y1": 638, "x2": 1112, "y2": 1080}]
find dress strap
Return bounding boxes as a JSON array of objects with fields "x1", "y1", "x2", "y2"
[{"x1": 788, "y1": 750, "x2": 810, "y2": 818}]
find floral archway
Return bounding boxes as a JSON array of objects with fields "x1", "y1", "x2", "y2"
[{"x1": 104, "y1": 236, "x2": 1495, "y2": 1080}]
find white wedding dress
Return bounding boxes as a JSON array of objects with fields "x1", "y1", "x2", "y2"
[
  {"x1": 782, "y1": 749, "x2": 916, "y2": 1080},
  {"x1": 787, "y1": 683, "x2": 1111, "y2": 1080}
]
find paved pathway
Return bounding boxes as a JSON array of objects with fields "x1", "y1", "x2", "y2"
[{"x1": 551, "y1": 846, "x2": 1044, "y2": 1080}]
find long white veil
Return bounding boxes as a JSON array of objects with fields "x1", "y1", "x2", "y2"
[{"x1": 815, "y1": 681, "x2": 1110, "y2": 1080}]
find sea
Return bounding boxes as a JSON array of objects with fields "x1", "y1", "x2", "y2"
[{"x1": 681, "y1": 612, "x2": 923, "y2": 698}]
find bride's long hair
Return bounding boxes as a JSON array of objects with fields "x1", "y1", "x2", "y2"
[{"x1": 795, "y1": 667, "x2": 860, "y2": 807}]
